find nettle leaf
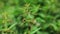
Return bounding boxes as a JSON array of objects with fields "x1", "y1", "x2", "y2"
[
  {"x1": 31, "y1": 5, "x2": 40, "y2": 15},
  {"x1": 4, "y1": 6, "x2": 15, "y2": 14},
  {"x1": 42, "y1": 6, "x2": 50, "y2": 12},
  {"x1": 39, "y1": 13, "x2": 46, "y2": 18},
  {"x1": 51, "y1": 24, "x2": 58, "y2": 31},
  {"x1": 42, "y1": 23, "x2": 50, "y2": 29},
  {"x1": 25, "y1": 14, "x2": 34, "y2": 20},
  {"x1": 36, "y1": 17, "x2": 45, "y2": 23},
  {"x1": 30, "y1": 25, "x2": 41, "y2": 34},
  {"x1": 46, "y1": 15, "x2": 54, "y2": 23},
  {"x1": 3, "y1": 6, "x2": 15, "y2": 19},
  {"x1": 14, "y1": 7, "x2": 24, "y2": 14},
  {"x1": 19, "y1": 0, "x2": 25, "y2": 6}
]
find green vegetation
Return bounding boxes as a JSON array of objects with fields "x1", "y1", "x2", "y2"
[{"x1": 0, "y1": 0, "x2": 60, "y2": 34}]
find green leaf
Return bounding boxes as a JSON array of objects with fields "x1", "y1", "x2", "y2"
[{"x1": 31, "y1": 5, "x2": 40, "y2": 15}]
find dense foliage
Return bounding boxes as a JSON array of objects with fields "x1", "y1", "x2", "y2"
[{"x1": 0, "y1": 0, "x2": 60, "y2": 34}]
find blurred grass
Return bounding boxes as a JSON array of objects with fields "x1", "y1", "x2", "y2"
[{"x1": 0, "y1": 0, "x2": 60, "y2": 34}]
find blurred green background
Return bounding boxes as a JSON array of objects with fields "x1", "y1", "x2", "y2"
[{"x1": 0, "y1": 0, "x2": 60, "y2": 34}]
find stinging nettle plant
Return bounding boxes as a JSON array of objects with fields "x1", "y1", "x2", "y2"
[{"x1": 0, "y1": 0, "x2": 60, "y2": 34}]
